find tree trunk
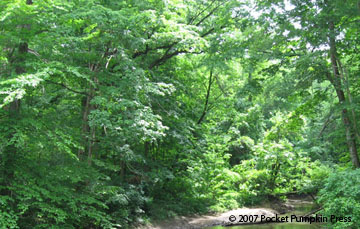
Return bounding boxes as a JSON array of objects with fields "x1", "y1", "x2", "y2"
[
  {"x1": 144, "y1": 141, "x2": 149, "y2": 158},
  {"x1": 78, "y1": 92, "x2": 92, "y2": 160},
  {"x1": 88, "y1": 125, "x2": 95, "y2": 165},
  {"x1": 337, "y1": 61, "x2": 360, "y2": 142},
  {"x1": 197, "y1": 69, "x2": 214, "y2": 124},
  {"x1": 2, "y1": 0, "x2": 33, "y2": 196},
  {"x1": 328, "y1": 21, "x2": 360, "y2": 168},
  {"x1": 78, "y1": 66, "x2": 97, "y2": 164}
]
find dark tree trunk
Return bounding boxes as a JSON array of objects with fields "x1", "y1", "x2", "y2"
[
  {"x1": 197, "y1": 70, "x2": 214, "y2": 124},
  {"x1": 328, "y1": 21, "x2": 360, "y2": 168},
  {"x1": 1, "y1": 0, "x2": 33, "y2": 196}
]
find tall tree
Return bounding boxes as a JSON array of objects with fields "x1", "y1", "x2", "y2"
[{"x1": 254, "y1": 0, "x2": 360, "y2": 167}]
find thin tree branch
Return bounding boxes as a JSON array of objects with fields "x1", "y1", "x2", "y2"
[
  {"x1": 195, "y1": 2, "x2": 223, "y2": 26},
  {"x1": 318, "y1": 113, "x2": 334, "y2": 138},
  {"x1": 44, "y1": 79, "x2": 89, "y2": 96},
  {"x1": 149, "y1": 49, "x2": 203, "y2": 69},
  {"x1": 197, "y1": 70, "x2": 214, "y2": 124},
  {"x1": 188, "y1": 0, "x2": 218, "y2": 25},
  {"x1": 132, "y1": 43, "x2": 177, "y2": 59}
]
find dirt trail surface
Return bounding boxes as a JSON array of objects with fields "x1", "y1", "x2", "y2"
[{"x1": 136, "y1": 208, "x2": 278, "y2": 229}]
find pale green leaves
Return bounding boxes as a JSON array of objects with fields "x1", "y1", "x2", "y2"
[
  {"x1": 0, "y1": 69, "x2": 48, "y2": 108},
  {"x1": 133, "y1": 107, "x2": 169, "y2": 142}
]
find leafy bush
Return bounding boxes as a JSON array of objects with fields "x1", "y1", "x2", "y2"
[
  {"x1": 299, "y1": 161, "x2": 332, "y2": 195},
  {"x1": 232, "y1": 139, "x2": 315, "y2": 204},
  {"x1": 0, "y1": 196, "x2": 18, "y2": 229},
  {"x1": 4, "y1": 160, "x2": 113, "y2": 229},
  {"x1": 1, "y1": 159, "x2": 154, "y2": 229},
  {"x1": 318, "y1": 169, "x2": 360, "y2": 229}
]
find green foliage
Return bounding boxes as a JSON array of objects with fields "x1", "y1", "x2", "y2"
[
  {"x1": 0, "y1": 159, "x2": 114, "y2": 228},
  {"x1": 232, "y1": 139, "x2": 315, "y2": 204},
  {"x1": 0, "y1": 196, "x2": 18, "y2": 229},
  {"x1": 1, "y1": 0, "x2": 359, "y2": 228},
  {"x1": 318, "y1": 169, "x2": 360, "y2": 228},
  {"x1": 299, "y1": 161, "x2": 332, "y2": 195},
  {"x1": 185, "y1": 138, "x2": 242, "y2": 212}
]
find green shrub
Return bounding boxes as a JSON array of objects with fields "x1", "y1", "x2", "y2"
[
  {"x1": 318, "y1": 169, "x2": 360, "y2": 229},
  {"x1": 6, "y1": 161, "x2": 113, "y2": 229},
  {"x1": 0, "y1": 196, "x2": 18, "y2": 229},
  {"x1": 232, "y1": 139, "x2": 316, "y2": 204},
  {"x1": 299, "y1": 161, "x2": 332, "y2": 195}
]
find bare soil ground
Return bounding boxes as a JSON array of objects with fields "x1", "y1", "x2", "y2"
[{"x1": 136, "y1": 207, "x2": 279, "y2": 229}]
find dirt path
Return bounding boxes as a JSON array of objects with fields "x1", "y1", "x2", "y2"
[{"x1": 136, "y1": 208, "x2": 279, "y2": 229}]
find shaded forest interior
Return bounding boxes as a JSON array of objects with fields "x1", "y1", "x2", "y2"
[{"x1": 1, "y1": 0, "x2": 360, "y2": 228}]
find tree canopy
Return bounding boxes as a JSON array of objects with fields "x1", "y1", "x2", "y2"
[{"x1": 1, "y1": 0, "x2": 360, "y2": 228}]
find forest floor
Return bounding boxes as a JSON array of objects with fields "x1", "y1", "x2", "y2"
[
  {"x1": 136, "y1": 212, "x2": 219, "y2": 229},
  {"x1": 136, "y1": 207, "x2": 278, "y2": 229},
  {"x1": 136, "y1": 196, "x2": 313, "y2": 229}
]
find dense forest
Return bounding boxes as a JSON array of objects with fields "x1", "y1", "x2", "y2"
[{"x1": 1, "y1": 0, "x2": 360, "y2": 228}]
